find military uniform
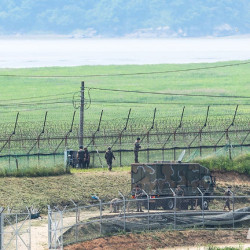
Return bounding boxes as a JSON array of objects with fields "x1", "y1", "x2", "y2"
[
  {"x1": 135, "y1": 187, "x2": 143, "y2": 212},
  {"x1": 105, "y1": 149, "x2": 115, "y2": 171},
  {"x1": 77, "y1": 149, "x2": 85, "y2": 169},
  {"x1": 110, "y1": 198, "x2": 121, "y2": 213},
  {"x1": 223, "y1": 188, "x2": 231, "y2": 211},
  {"x1": 83, "y1": 148, "x2": 90, "y2": 169},
  {"x1": 175, "y1": 186, "x2": 184, "y2": 210},
  {"x1": 134, "y1": 140, "x2": 141, "y2": 163}
]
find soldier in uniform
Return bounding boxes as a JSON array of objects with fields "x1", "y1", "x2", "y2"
[
  {"x1": 223, "y1": 186, "x2": 232, "y2": 211},
  {"x1": 135, "y1": 185, "x2": 144, "y2": 212},
  {"x1": 77, "y1": 146, "x2": 85, "y2": 169},
  {"x1": 83, "y1": 147, "x2": 90, "y2": 169},
  {"x1": 134, "y1": 137, "x2": 141, "y2": 163},
  {"x1": 110, "y1": 198, "x2": 122, "y2": 213},
  {"x1": 175, "y1": 185, "x2": 184, "y2": 210},
  {"x1": 105, "y1": 147, "x2": 115, "y2": 171}
]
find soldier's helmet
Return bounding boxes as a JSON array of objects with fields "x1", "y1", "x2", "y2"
[
  {"x1": 108, "y1": 147, "x2": 111, "y2": 150},
  {"x1": 79, "y1": 146, "x2": 83, "y2": 149},
  {"x1": 137, "y1": 137, "x2": 140, "y2": 141}
]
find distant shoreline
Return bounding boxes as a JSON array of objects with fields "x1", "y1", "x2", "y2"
[
  {"x1": 0, "y1": 34, "x2": 250, "y2": 40},
  {"x1": 0, "y1": 38, "x2": 249, "y2": 68}
]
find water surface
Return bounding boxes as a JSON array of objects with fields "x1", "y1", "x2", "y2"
[{"x1": 0, "y1": 37, "x2": 249, "y2": 68}]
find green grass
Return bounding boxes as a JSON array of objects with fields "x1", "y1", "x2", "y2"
[
  {"x1": 207, "y1": 246, "x2": 249, "y2": 250},
  {"x1": 0, "y1": 61, "x2": 249, "y2": 124},
  {"x1": 0, "y1": 168, "x2": 131, "y2": 213},
  {"x1": 0, "y1": 163, "x2": 68, "y2": 177},
  {"x1": 195, "y1": 153, "x2": 250, "y2": 174}
]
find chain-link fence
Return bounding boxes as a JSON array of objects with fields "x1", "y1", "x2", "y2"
[
  {"x1": 0, "y1": 209, "x2": 31, "y2": 250},
  {"x1": 48, "y1": 193, "x2": 250, "y2": 249}
]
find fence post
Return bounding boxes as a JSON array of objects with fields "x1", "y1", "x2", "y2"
[
  {"x1": 142, "y1": 190, "x2": 149, "y2": 231},
  {"x1": 70, "y1": 199, "x2": 79, "y2": 243},
  {"x1": 119, "y1": 135, "x2": 122, "y2": 167},
  {"x1": 0, "y1": 210, "x2": 3, "y2": 250},
  {"x1": 60, "y1": 210, "x2": 63, "y2": 249},
  {"x1": 119, "y1": 191, "x2": 126, "y2": 232},
  {"x1": 174, "y1": 132, "x2": 176, "y2": 161},
  {"x1": 230, "y1": 190, "x2": 235, "y2": 228},
  {"x1": 100, "y1": 199, "x2": 102, "y2": 235},
  {"x1": 147, "y1": 132, "x2": 149, "y2": 162},
  {"x1": 197, "y1": 187, "x2": 204, "y2": 227},
  {"x1": 48, "y1": 205, "x2": 52, "y2": 249},
  {"x1": 92, "y1": 136, "x2": 95, "y2": 167},
  {"x1": 170, "y1": 188, "x2": 176, "y2": 230}
]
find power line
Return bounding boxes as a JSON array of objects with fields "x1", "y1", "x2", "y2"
[
  {"x1": 89, "y1": 87, "x2": 250, "y2": 99},
  {"x1": 0, "y1": 61, "x2": 249, "y2": 78},
  {"x1": 0, "y1": 92, "x2": 76, "y2": 102},
  {"x1": 0, "y1": 101, "x2": 72, "y2": 107},
  {"x1": 90, "y1": 100, "x2": 250, "y2": 106}
]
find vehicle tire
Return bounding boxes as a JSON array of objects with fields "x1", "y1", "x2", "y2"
[
  {"x1": 162, "y1": 198, "x2": 174, "y2": 210},
  {"x1": 200, "y1": 199, "x2": 209, "y2": 210}
]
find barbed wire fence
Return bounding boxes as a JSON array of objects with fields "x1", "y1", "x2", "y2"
[{"x1": 0, "y1": 106, "x2": 249, "y2": 170}]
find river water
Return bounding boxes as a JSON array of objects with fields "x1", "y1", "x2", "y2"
[{"x1": 0, "y1": 37, "x2": 249, "y2": 68}]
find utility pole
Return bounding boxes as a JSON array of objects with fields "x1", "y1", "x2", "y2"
[{"x1": 79, "y1": 81, "x2": 84, "y2": 147}]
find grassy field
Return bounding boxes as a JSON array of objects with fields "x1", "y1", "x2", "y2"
[{"x1": 0, "y1": 61, "x2": 249, "y2": 124}]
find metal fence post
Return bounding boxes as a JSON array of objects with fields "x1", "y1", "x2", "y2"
[
  {"x1": 100, "y1": 199, "x2": 102, "y2": 235},
  {"x1": 119, "y1": 191, "x2": 126, "y2": 232},
  {"x1": 0, "y1": 211, "x2": 3, "y2": 250},
  {"x1": 142, "y1": 190, "x2": 149, "y2": 231},
  {"x1": 230, "y1": 190, "x2": 235, "y2": 228},
  {"x1": 70, "y1": 200, "x2": 79, "y2": 243},
  {"x1": 169, "y1": 188, "x2": 176, "y2": 229},
  {"x1": 75, "y1": 205, "x2": 79, "y2": 242},
  {"x1": 48, "y1": 205, "x2": 52, "y2": 249},
  {"x1": 60, "y1": 210, "x2": 63, "y2": 249},
  {"x1": 174, "y1": 195, "x2": 176, "y2": 229},
  {"x1": 197, "y1": 187, "x2": 204, "y2": 227},
  {"x1": 119, "y1": 135, "x2": 122, "y2": 167}
]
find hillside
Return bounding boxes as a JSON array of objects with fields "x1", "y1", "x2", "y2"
[
  {"x1": 0, "y1": 167, "x2": 249, "y2": 213},
  {"x1": 0, "y1": 0, "x2": 249, "y2": 37}
]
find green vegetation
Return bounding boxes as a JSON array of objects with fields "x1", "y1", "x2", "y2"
[
  {"x1": 0, "y1": 61, "x2": 249, "y2": 124},
  {"x1": 196, "y1": 153, "x2": 250, "y2": 175},
  {"x1": 208, "y1": 246, "x2": 248, "y2": 250},
  {"x1": 0, "y1": 163, "x2": 68, "y2": 177},
  {"x1": 0, "y1": 1, "x2": 249, "y2": 37}
]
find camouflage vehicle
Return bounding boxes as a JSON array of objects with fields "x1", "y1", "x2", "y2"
[{"x1": 131, "y1": 161, "x2": 216, "y2": 210}]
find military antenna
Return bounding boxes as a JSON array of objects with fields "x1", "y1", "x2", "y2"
[{"x1": 177, "y1": 150, "x2": 186, "y2": 163}]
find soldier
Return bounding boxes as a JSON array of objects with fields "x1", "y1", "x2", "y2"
[
  {"x1": 134, "y1": 137, "x2": 141, "y2": 163},
  {"x1": 110, "y1": 198, "x2": 122, "y2": 213},
  {"x1": 77, "y1": 146, "x2": 84, "y2": 169},
  {"x1": 135, "y1": 185, "x2": 144, "y2": 212},
  {"x1": 105, "y1": 147, "x2": 115, "y2": 171},
  {"x1": 223, "y1": 186, "x2": 232, "y2": 211},
  {"x1": 83, "y1": 147, "x2": 90, "y2": 169},
  {"x1": 175, "y1": 185, "x2": 184, "y2": 210}
]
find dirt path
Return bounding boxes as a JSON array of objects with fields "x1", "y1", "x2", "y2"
[
  {"x1": 12, "y1": 210, "x2": 102, "y2": 250},
  {"x1": 64, "y1": 229, "x2": 250, "y2": 250}
]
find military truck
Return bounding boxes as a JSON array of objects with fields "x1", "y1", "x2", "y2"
[{"x1": 131, "y1": 161, "x2": 216, "y2": 210}]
